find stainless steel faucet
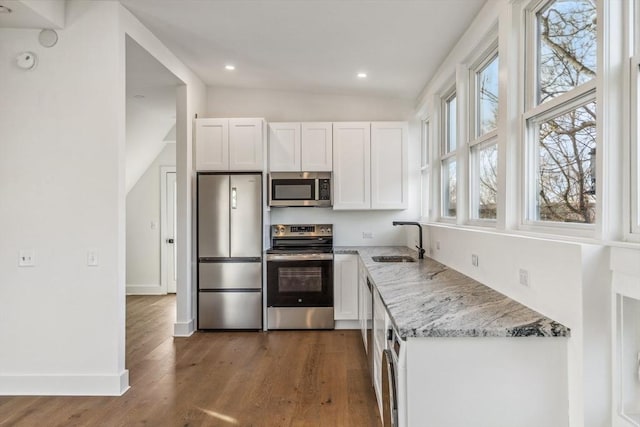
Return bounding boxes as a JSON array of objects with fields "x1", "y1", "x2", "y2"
[{"x1": 392, "y1": 221, "x2": 425, "y2": 259}]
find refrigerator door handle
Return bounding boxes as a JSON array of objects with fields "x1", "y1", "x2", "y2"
[{"x1": 231, "y1": 187, "x2": 237, "y2": 209}]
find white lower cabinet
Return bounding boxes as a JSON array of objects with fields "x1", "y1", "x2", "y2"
[
  {"x1": 372, "y1": 288, "x2": 387, "y2": 418},
  {"x1": 361, "y1": 260, "x2": 567, "y2": 427},
  {"x1": 333, "y1": 254, "x2": 358, "y2": 320},
  {"x1": 358, "y1": 257, "x2": 369, "y2": 351}
]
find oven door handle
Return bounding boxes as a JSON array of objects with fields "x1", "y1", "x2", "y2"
[{"x1": 266, "y1": 254, "x2": 334, "y2": 261}]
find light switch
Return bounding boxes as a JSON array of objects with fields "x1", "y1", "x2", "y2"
[{"x1": 87, "y1": 250, "x2": 99, "y2": 267}]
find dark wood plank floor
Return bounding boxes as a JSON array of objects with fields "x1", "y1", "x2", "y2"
[{"x1": 0, "y1": 295, "x2": 380, "y2": 426}]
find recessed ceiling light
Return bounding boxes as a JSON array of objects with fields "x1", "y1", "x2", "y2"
[
  {"x1": 0, "y1": 5, "x2": 13, "y2": 13},
  {"x1": 357, "y1": 72, "x2": 368, "y2": 79},
  {"x1": 225, "y1": 65, "x2": 236, "y2": 71}
]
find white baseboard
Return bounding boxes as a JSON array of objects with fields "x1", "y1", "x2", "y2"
[
  {"x1": 174, "y1": 319, "x2": 195, "y2": 337},
  {"x1": 126, "y1": 284, "x2": 165, "y2": 295},
  {"x1": 335, "y1": 320, "x2": 359, "y2": 330},
  {"x1": 0, "y1": 370, "x2": 129, "y2": 396}
]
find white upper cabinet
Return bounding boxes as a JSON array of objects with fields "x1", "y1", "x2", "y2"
[
  {"x1": 195, "y1": 118, "x2": 265, "y2": 171},
  {"x1": 229, "y1": 118, "x2": 265, "y2": 171},
  {"x1": 333, "y1": 121, "x2": 408, "y2": 210},
  {"x1": 269, "y1": 122, "x2": 332, "y2": 172},
  {"x1": 301, "y1": 122, "x2": 332, "y2": 171},
  {"x1": 333, "y1": 122, "x2": 371, "y2": 210},
  {"x1": 195, "y1": 118, "x2": 229, "y2": 171},
  {"x1": 268, "y1": 123, "x2": 301, "y2": 172},
  {"x1": 371, "y1": 122, "x2": 408, "y2": 209}
]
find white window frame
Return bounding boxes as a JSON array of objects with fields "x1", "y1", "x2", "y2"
[
  {"x1": 440, "y1": 87, "x2": 458, "y2": 221},
  {"x1": 421, "y1": 117, "x2": 431, "y2": 222},
  {"x1": 631, "y1": 0, "x2": 640, "y2": 236},
  {"x1": 521, "y1": 0, "x2": 598, "y2": 236},
  {"x1": 468, "y1": 43, "x2": 499, "y2": 225}
]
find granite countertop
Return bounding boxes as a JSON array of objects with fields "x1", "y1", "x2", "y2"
[{"x1": 335, "y1": 246, "x2": 570, "y2": 339}]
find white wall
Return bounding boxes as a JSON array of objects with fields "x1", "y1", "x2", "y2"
[
  {"x1": 208, "y1": 86, "x2": 416, "y2": 122},
  {"x1": 126, "y1": 144, "x2": 175, "y2": 293},
  {"x1": 0, "y1": 1, "x2": 126, "y2": 395},
  {"x1": 0, "y1": 0, "x2": 207, "y2": 395},
  {"x1": 208, "y1": 86, "x2": 422, "y2": 245},
  {"x1": 125, "y1": 85, "x2": 177, "y2": 193}
]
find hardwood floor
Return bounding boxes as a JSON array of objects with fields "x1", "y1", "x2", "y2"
[{"x1": 0, "y1": 296, "x2": 380, "y2": 426}]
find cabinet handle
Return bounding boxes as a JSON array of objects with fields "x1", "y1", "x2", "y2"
[{"x1": 231, "y1": 187, "x2": 237, "y2": 209}]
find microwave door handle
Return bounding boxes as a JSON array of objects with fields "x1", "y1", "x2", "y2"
[
  {"x1": 231, "y1": 187, "x2": 237, "y2": 209},
  {"x1": 315, "y1": 179, "x2": 319, "y2": 201}
]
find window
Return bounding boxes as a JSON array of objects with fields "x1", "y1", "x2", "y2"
[
  {"x1": 441, "y1": 90, "x2": 457, "y2": 218},
  {"x1": 470, "y1": 50, "x2": 499, "y2": 221},
  {"x1": 530, "y1": 98, "x2": 596, "y2": 223},
  {"x1": 524, "y1": 0, "x2": 597, "y2": 227},
  {"x1": 536, "y1": 0, "x2": 596, "y2": 103}
]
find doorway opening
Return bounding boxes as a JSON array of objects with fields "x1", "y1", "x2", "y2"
[
  {"x1": 125, "y1": 35, "x2": 180, "y2": 296},
  {"x1": 124, "y1": 35, "x2": 182, "y2": 386}
]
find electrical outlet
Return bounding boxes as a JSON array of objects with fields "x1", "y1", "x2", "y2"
[
  {"x1": 519, "y1": 269, "x2": 530, "y2": 287},
  {"x1": 472, "y1": 254, "x2": 479, "y2": 267},
  {"x1": 18, "y1": 249, "x2": 35, "y2": 267},
  {"x1": 436, "y1": 241, "x2": 441, "y2": 250},
  {"x1": 87, "y1": 249, "x2": 99, "y2": 267},
  {"x1": 362, "y1": 232, "x2": 373, "y2": 239}
]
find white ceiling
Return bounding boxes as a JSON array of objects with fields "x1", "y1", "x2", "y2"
[{"x1": 119, "y1": 0, "x2": 486, "y2": 100}]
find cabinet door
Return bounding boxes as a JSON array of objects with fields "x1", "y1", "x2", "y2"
[
  {"x1": 372, "y1": 288, "x2": 386, "y2": 414},
  {"x1": 358, "y1": 257, "x2": 368, "y2": 351},
  {"x1": 195, "y1": 118, "x2": 229, "y2": 171},
  {"x1": 269, "y1": 122, "x2": 301, "y2": 172},
  {"x1": 301, "y1": 122, "x2": 333, "y2": 171},
  {"x1": 333, "y1": 122, "x2": 371, "y2": 210},
  {"x1": 334, "y1": 254, "x2": 359, "y2": 320},
  {"x1": 371, "y1": 122, "x2": 409, "y2": 209},
  {"x1": 229, "y1": 118, "x2": 264, "y2": 171}
]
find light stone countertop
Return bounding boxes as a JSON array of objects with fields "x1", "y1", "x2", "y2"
[{"x1": 334, "y1": 246, "x2": 570, "y2": 339}]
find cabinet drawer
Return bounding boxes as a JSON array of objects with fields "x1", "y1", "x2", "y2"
[
  {"x1": 198, "y1": 291, "x2": 262, "y2": 329},
  {"x1": 199, "y1": 262, "x2": 262, "y2": 290}
]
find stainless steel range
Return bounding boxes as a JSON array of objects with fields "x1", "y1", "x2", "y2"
[{"x1": 266, "y1": 224, "x2": 334, "y2": 330}]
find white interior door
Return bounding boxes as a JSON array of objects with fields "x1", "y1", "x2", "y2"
[{"x1": 162, "y1": 168, "x2": 177, "y2": 294}]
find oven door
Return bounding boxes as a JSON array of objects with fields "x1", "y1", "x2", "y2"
[{"x1": 266, "y1": 254, "x2": 333, "y2": 307}]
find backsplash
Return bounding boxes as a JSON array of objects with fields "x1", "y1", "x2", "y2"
[{"x1": 269, "y1": 207, "x2": 416, "y2": 246}]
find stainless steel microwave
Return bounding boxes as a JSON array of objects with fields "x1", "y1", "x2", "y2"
[{"x1": 269, "y1": 172, "x2": 332, "y2": 207}]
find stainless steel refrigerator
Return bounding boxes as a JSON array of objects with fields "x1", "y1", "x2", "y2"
[{"x1": 198, "y1": 173, "x2": 262, "y2": 329}]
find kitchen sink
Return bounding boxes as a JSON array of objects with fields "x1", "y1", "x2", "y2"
[{"x1": 371, "y1": 255, "x2": 416, "y2": 263}]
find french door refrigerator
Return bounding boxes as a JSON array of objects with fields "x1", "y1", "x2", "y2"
[{"x1": 198, "y1": 173, "x2": 262, "y2": 329}]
